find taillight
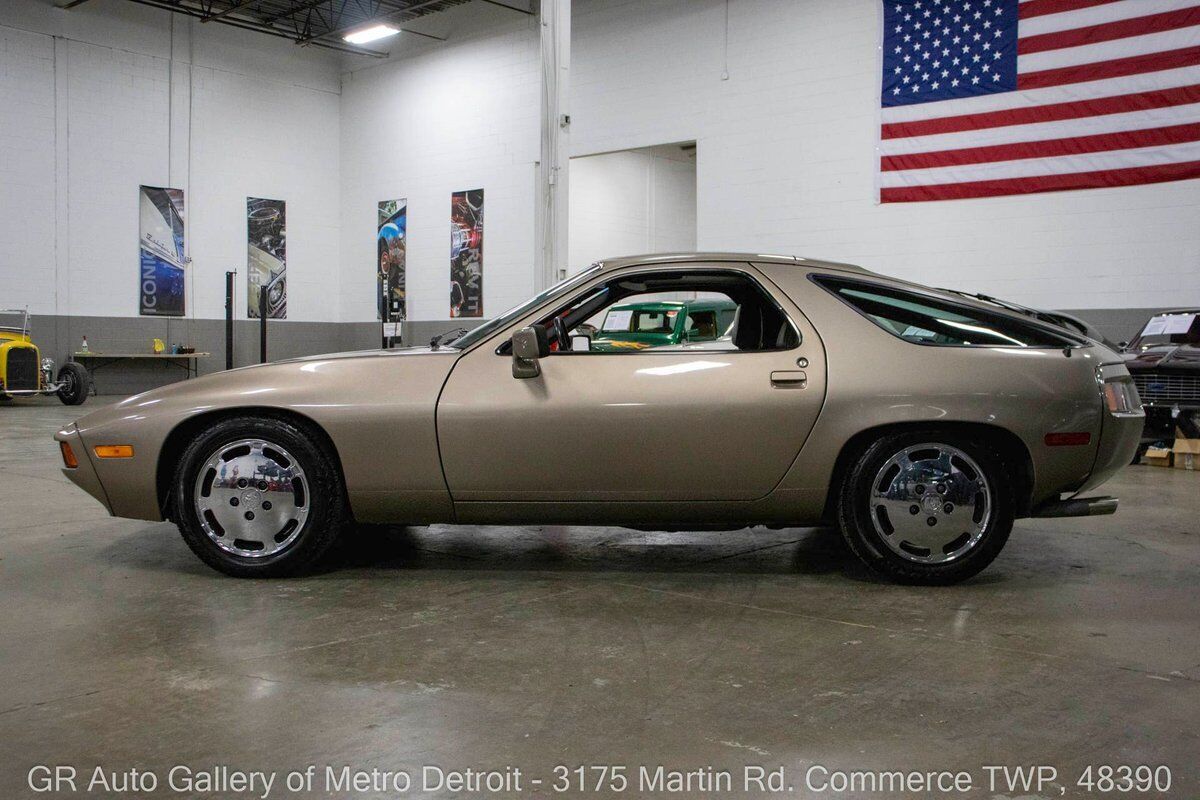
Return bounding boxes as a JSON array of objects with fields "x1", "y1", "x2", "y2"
[
  {"x1": 1096, "y1": 366, "x2": 1142, "y2": 416},
  {"x1": 60, "y1": 441, "x2": 78, "y2": 468},
  {"x1": 1102, "y1": 379, "x2": 1140, "y2": 414}
]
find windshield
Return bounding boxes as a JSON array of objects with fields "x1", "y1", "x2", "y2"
[
  {"x1": 449, "y1": 264, "x2": 603, "y2": 350},
  {"x1": 1130, "y1": 312, "x2": 1200, "y2": 348}
]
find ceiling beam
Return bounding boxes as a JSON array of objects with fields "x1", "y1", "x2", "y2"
[
  {"x1": 201, "y1": 0, "x2": 261, "y2": 22},
  {"x1": 479, "y1": 0, "x2": 531, "y2": 14},
  {"x1": 123, "y1": 0, "x2": 390, "y2": 56},
  {"x1": 259, "y1": 0, "x2": 335, "y2": 25},
  {"x1": 295, "y1": 0, "x2": 447, "y2": 44}
]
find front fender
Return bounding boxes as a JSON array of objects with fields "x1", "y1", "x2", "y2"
[{"x1": 62, "y1": 350, "x2": 459, "y2": 523}]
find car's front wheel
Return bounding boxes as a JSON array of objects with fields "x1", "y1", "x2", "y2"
[
  {"x1": 172, "y1": 415, "x2": 346, "y2": 577},
  {"x1": 56, "y1": 362, "x2": 91, "y2": 405},
  {"x1": 837, "y1": 431, "x2": 1013, "y2": 585}
]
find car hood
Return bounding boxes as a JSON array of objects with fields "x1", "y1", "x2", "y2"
[
  {"x1": 1123, "y1": 345, "x2": 1200, "y2": 371},
  {"x1": 70, "y1": 346, "x2": 460, "y2": 434},
  {"x1": 277, "y1": 345, "x2": 455, "y2": 364}
]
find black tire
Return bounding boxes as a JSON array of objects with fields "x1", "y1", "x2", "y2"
[
  {"x1": 56, "y1": 361, "x2": 91, "y2": 405},
  {"x1": 0, "y1": 393, "x2": 11, "y2": 402},
  {"x1": 836, "y1": 430, "x2": 1014, "y2": 585},
  {"x1": 172, "y1": 415, "x2": 347, "y2": 577}
]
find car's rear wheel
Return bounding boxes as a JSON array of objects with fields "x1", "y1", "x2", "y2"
[
  {"x1": 837, "y1": 431, "x2": 1013, "y2": 585},
  {"x1": 172, "y1": 416, "x2": 346, "y2": 577}
]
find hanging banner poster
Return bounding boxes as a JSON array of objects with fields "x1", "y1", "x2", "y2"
[
  {"x1": 450, "y1": 188, "x2": 483, "y2": 318},
  {"x1": 247, "y1": 197, "x2": 286, "y2": 319},
  {"x1": 138, "y1": 185, "x2": 186, "y2": 317},
  {"x1": 378, "y1": 199, "x2": 407, "y2": 322}
]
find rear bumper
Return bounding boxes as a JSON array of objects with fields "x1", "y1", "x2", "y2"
[
  {"x1": 54, "y1": 424, "x2": 113, "y2": 514},
  {"x1": 1075, "y1": 408, "x2": 1143, "y2": 496},
  {"x1": 1033, "y1": 495, "x2": 1118, "y2": 518}
]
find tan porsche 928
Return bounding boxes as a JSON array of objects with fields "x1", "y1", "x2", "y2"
[{"x1": 55, "y1": 254, "x2": 1143, "y2": 584}]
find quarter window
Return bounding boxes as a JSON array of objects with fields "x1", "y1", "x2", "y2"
[{"x1": 815, "y1": 276, "x2": 1083, "y2": 348}]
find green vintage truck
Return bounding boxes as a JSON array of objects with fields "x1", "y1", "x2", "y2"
[{"x1": 589, "y1": 299, "x2": 738, "y2": 352}]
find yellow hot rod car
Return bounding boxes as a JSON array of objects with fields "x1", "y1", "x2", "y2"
[{"x1": 0, "y1": 309, "x2": 90, "y2": 405}]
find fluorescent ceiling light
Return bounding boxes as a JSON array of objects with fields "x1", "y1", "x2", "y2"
[{"x1": 344, "y1": 24, "x2": 400, "y2": 44}]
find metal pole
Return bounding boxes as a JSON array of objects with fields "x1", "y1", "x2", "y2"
[
  {"x1": 259, "y1": 285, "x2": 268, "y2": 364},
  {"x1": 537, "y1": 0, "x2": 571, "y2": 291},
  {"x1": 225, "y1": 271, "x2": 235, "y2": 370}
]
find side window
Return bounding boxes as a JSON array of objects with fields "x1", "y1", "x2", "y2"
[
  {"x1": 533, "y1": 269, "x2": 800, "y2": 354},
  {"x1": 815, "y1": 276, "x2": 1083, "y2": 348}
]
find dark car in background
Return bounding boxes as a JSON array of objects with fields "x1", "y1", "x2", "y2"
[{"x1": 1123, "y1": 310, "x2": 1200, "y2": 448}]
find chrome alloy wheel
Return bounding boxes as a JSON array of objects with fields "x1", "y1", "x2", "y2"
[
  {"x1": 868, "y1": 443, "x2": 991, "y2": 564},
  {"x1": 193, "y1": 438, "x2": 309, "y2": 558}
]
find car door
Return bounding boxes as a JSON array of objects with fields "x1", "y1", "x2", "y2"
[{"x1": 436, "y1": 263, "x2": 827, "y2": 505}]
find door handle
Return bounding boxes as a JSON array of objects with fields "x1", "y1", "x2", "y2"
[{"x1": 770, "y1": 370, "x2": 807, "y2": 387}]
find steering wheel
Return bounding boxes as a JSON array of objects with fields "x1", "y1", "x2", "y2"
[{"x1": 554, "y1": 316, "x2": 572, "y2": 352}]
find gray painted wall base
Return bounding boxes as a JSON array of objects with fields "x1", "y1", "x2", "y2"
[
  {"x1": 401, "y1": 318, "x2": 486, "y2": 348},
  {"x1": 1060, "y1": 308, "x2": 1169, "y2": 346},
  {"x1": 29, "y1": 315, "x2": 378, "y2": 396},
  {"x1": 20, "y1": 308, "x2": 1160, "y2": 397}
]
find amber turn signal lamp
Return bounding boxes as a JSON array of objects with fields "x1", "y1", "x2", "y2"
[
  {"x1": 94, "y1": 445, "x2": 134, "y2": 459},
  {"x1": 60, "y1": 441, "x2": 78, "y2": 469},
  {"x1": 1044, "y1": 432, "x2": 1091, "y2": 447}
]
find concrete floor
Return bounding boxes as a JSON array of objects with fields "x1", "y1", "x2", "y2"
[{"x1": 1, "y1": 401, "x2": 1198, "y2": 799}]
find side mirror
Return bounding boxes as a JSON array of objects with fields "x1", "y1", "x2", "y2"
[
  {"x1": 570, "y1": 335, "x2": 591, "y2": 352},
  {"x1": 512, "y1": 325, "x2": 549, "y2": 378},
  {"x1": 1118, "y1": 341, "x2": 1129, "y2": 349}
]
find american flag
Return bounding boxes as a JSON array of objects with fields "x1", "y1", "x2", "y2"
[{"x1": 879, "y1": 0, "x2": 1200, "y2": 202}]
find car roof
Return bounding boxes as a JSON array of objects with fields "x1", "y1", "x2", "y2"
[
  {"x1": 594, "y1": 252, "x2": 875, "y2": 275},
  {"x1": 608, "y1": 298, "x2": 737, "y2": 312},
  {"x1": 579, "y1": 253, "x2": 1107, "y2": 345}
]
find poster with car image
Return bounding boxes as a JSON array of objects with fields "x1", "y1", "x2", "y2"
[
  {"x1": 378, "y1": 199, "x2": 407, "y2": 321},
  {"x1": 247, "y1": 197, "x2": 286, "y2": 319},
  {"x1": 450, "y1": 188, "x2": 483, "y2": 318},
  {"x1": 138, "y1": 185, "x2": 185, "y2": 317}
]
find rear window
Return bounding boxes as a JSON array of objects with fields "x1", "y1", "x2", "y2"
[
  {"x1": 634, "y1": 310, "x2": 676, "y2": 332},
  {"x1": 815, "y1": 277, "x2": 1084, "y2": 348}
]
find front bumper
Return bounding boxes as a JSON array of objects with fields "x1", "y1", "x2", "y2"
[{"x1": 54, "y1": 424, "x2": 113, "y2": 513}]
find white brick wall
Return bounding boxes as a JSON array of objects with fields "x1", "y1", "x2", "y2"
[
  {"x1": 4, "y1": 0, "x2": 1199, "y2": 329},
  {"x1": 0, "y1": 0, "x2": 341, "y2": 322},
  {"x1": 568, "y1": 145, "x2": 697, "y2": 268},
  {"x1": 0, "y1": 25, "x2": 56, "y2": 315},
  {"x1": 338, "y1": 6, "x2": 541, "y2": 324},
  {"x1": 570, "y1": 0, "x2": 1200, "y2": 310}
]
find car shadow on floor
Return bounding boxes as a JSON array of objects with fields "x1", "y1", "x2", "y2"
[
  {"x1": 98, "y1": 520, "x2": 1080, "y2": 587},
  {"x1": 96, "y1": 521, "x2": 897, "y2": 582},
  {"x1": 325, "y1": 523, "x2": 884, "y2": 582}
]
